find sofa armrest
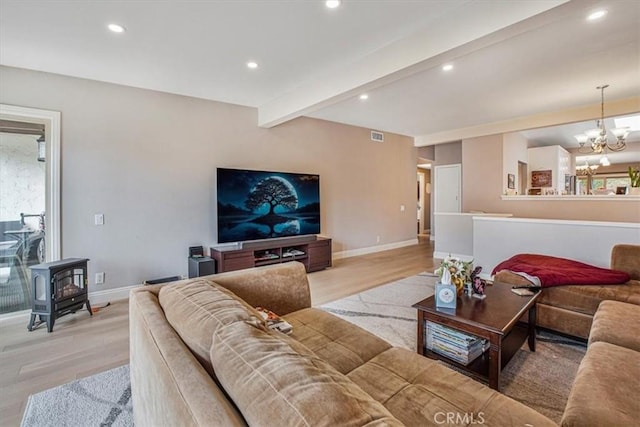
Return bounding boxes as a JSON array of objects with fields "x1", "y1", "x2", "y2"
[
  {"x1": 611, "y1": 244, "x2": 640, "y2": 280},
  {"x1": 209, "y1": 262, "x2": 312, "y2": 315}
]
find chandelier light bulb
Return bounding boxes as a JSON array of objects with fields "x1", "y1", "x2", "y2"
[
  {"x1": 611, "y1": 127, "x2": 630, "y2": 138},
  {"x1": 574, "y1": 134, "x2": 588, "y2": 143},
  {"x1": 585, "y1": 129, "x2": 601, "y2": 139}
]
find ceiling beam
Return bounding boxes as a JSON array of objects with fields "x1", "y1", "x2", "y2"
[{"x1": 257, "y1": 0, "x2": 569, "y2": 129}]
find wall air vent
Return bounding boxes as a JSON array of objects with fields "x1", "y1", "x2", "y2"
[{"x1": 371, "y1": 131, "x2": 384, "y2": 142}]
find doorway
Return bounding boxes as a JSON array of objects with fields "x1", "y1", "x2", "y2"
[
  {"x1": 518, "y1": 161, "x2": 527, "y2": 195},
  {"x1": 0, "y1": 105, "x2": 60, "y2": 315},
  {"x1": 417, "y1": 166, "x2": 432, "y2": 236}
]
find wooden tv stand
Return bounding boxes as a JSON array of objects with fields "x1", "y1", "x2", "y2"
[{"x1": 210, "y1": 236, "x2": 332, "y2": 274}]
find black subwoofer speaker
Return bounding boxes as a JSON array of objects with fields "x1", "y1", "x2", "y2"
[{"x1": 188, "y1": 256, "x2": 215, "y2": 278}]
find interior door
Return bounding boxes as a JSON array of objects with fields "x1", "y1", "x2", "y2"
[{"x1": 434, "y1": 164, "x2": 461, "y2": 213}]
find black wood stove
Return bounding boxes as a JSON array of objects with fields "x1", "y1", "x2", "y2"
[{"x1": 28, "y1": 258, "x2": 92, "y2": 332}]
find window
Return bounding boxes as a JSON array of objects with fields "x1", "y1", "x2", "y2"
[{"x1": 577, "y1": 173, "x2": 630, "y2": 194}]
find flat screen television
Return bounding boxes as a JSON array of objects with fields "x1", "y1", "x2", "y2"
[{"x1": 216, "y1": 168, "x2": 320, "y2": 244}]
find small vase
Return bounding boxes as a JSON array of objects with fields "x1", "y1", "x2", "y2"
[{"x1": 453, "y1": 277, "x2": 465, "y2": 296}]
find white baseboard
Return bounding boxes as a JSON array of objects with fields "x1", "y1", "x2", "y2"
[
  {"x1": 333, "y1": 238, "x2": 419, "y2": 260},
  {"x1": 0, "y1": 284, "x2": 142, "y2": 324},
  {"x1": 90, "y1": 284, "x2": 142, "y2": 305},
  {"x1": 433, "y1": 251, "x2": 474, "y2": 262}
]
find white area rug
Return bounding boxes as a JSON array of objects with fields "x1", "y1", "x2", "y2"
[{"x1": 20, "y1": 365, "x2": 132, "y2": 427}]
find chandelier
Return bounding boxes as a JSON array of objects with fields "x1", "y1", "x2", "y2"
[
  {"x1": 576, "y1": 161, "x2": 598, "y2": 175},
  {"x1": 574, "y1": 85, "x2": 630, "y2": 154}
]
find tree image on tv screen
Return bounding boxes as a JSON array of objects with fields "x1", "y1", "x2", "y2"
[
  {"x1": 217, "y1": 169, "x2": 320, "y2": 243},
  {"x1": 245, "y1": 177, "x2": 298, "y2": 215}
]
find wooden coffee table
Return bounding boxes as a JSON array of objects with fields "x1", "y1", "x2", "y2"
[{"x1": 412, "y1": 282, "x2": 540, "y2": 391}]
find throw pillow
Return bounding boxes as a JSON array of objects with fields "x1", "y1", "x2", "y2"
[
  {"x1": 211, "y1": 320, "x2": 402, "y2": 426},
  {"x1": 158, "y1": 280, "x2": 265, "y2": 375}
]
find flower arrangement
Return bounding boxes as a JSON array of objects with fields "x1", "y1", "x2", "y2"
[
  {"x1": 435, "y1": 256, "x2": 483, "y2": 296},
  {"x1": 435, "y1": 256, "x2": 472, "y2": 290}
]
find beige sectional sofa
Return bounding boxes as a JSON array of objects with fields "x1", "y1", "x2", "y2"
[
  {"x1": 494, "y1": 244, "x2": 640, "y2": 339},
  {"x1": 561, "y1": 300, "x2": 640, "y2": 426},
  {"x1": 129, "y1": 262, "x2": 556, "y2": 426}
]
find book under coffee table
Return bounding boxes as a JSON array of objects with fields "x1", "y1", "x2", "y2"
[{"x1": 412, "y1": 281, "x2": 540, "y2": 391}]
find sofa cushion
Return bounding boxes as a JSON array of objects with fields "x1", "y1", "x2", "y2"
[
  {"x1": 611, "y1": 244, "x2": 640, "y2": 280},
  {"x1": 158, "y1": 279, "x2": 264, "y2": 375},
  {"x1": 495, "y1": 270, "x2": 640, "y2": 316},
  {"x1": 538, "y1": 280, "x2": 640, "y2": 316},
  {"x1": 283, "y1": 308, "x2": 392, "y2": 374},
  {"x1": 561, "y1": 341, "x2": 640, "y2": 427},
  {"x1": 347, "y1": 348, "x2": 556, "y2": 426},
  {"x1": 211, "y1": 320, "x2": 403, "y2": 427},
  {"x1": 589, "y1": 300, "x2": 640, "y2": 351}
]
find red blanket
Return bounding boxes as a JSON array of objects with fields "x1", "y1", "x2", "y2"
[{"x1": 492, "y1": 253, "x2": 630, "y2": 288}]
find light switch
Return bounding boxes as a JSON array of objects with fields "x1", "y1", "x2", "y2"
[
  {"x1": 95, "y1": 214, "x2": 104, "y2": 225},
  {"x1": 400, "y1": 204, "x2": 406, "y2": 212}
]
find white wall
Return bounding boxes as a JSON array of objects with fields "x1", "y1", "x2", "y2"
[
  {"x1": 0, "y1": 133, "x2": 45, "y2": 225},
  {"x1": 0, "y1": 66, "x2": 417, "y2": 290},
  {"x1": 473, "y1": 216, "x2": 640, "y2": 274},
  {"x1": 434, "y1": 212, "x2": 512, "y2": 261}
]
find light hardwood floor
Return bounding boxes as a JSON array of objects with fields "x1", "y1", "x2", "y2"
[{"x1": 0, "y1": 237, "x2": 435, "y2": 426}]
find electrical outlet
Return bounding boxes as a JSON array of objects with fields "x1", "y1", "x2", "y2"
[
  {"x1": 95, "y1": 214, "x2": 104, "y2": 225},
  {"x1": 376, "y1": 235, "x2": 381, "y2": 243},
  {"x1": 95, "y1": 272, "x2": 105, "y2": 284},
  {"x1": 400, "y1": 204, "x2": 406, "y2": 212}
]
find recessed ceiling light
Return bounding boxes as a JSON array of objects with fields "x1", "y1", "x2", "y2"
[
  {"x1": 359, "y1": 94, "x2": 369, "y2": 100},
  {"x1": 442, "y1": 64, "x2": 454, "y2": 71},
  {"x1": 247, "y1": 61, "x2": 258, "y2": 69},
  {"x1": 587, "y1": 10, "x2": 607, "y2": 21},
  {"x1": 107, "y1": 23, "x2": 126, "y2": 33},
  {"x1": 326, "y1": 1, "x2": 341, "y2": 9}
]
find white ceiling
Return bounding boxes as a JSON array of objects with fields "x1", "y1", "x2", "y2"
[{"x1": 1, "y1": 0, "x2": 639, "y2": 146}]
